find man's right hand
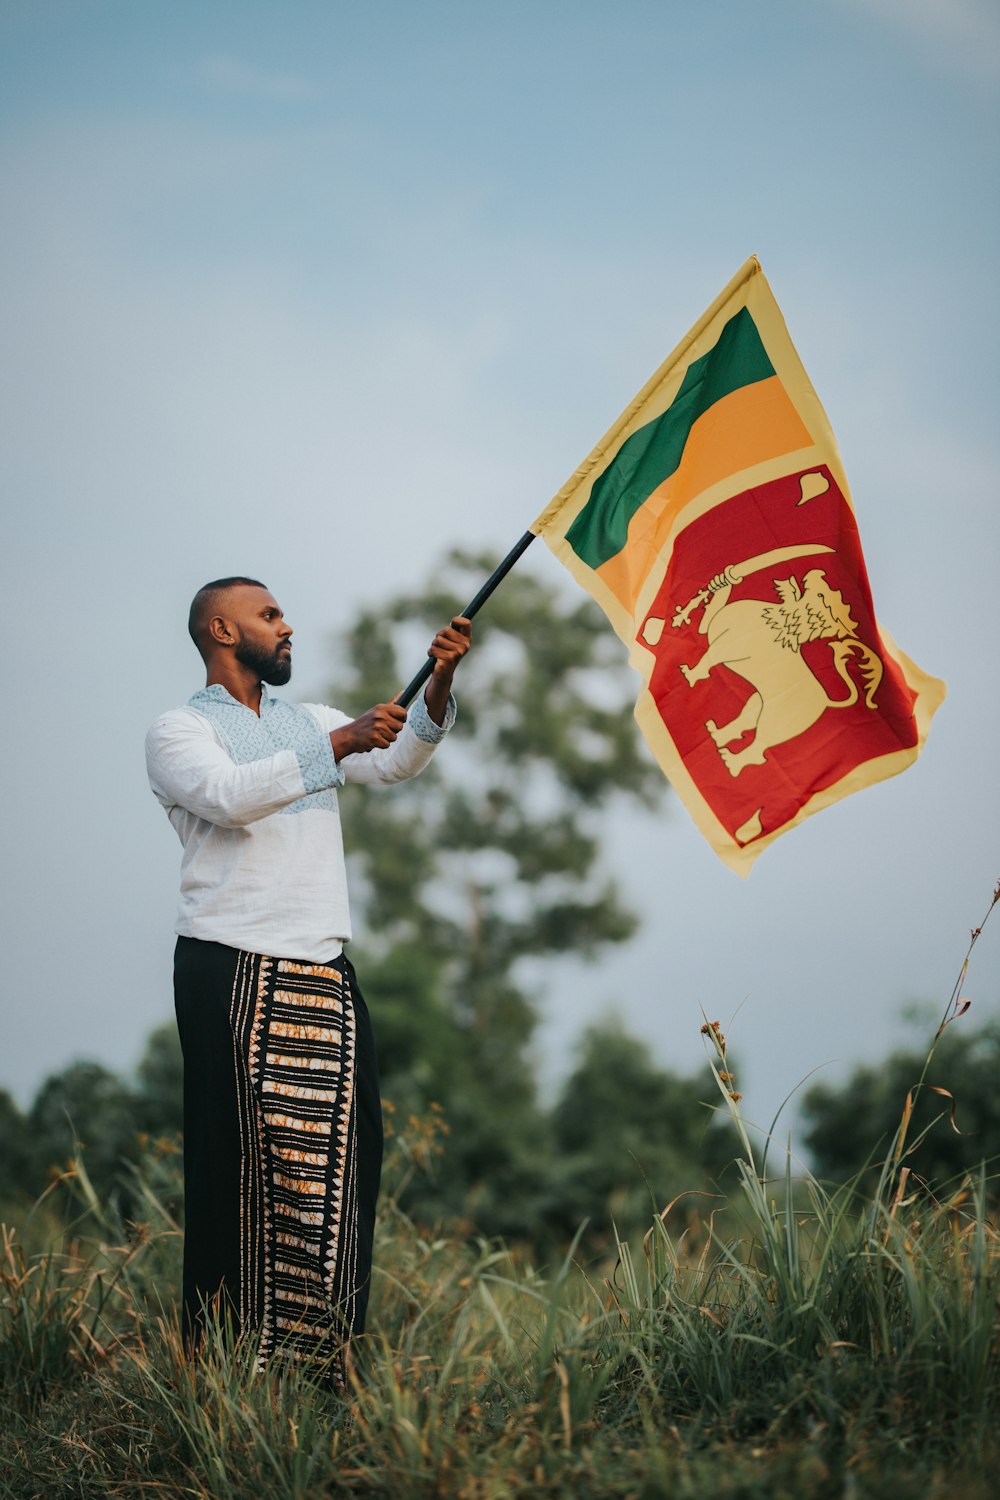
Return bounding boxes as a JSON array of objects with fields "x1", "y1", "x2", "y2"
[{"x1": 329, "y1": 702, "x2": 408, "y2": 760}]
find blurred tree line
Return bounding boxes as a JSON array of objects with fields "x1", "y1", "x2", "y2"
[
  {"x1": 802, "y1": 1017, "x2": 1000, "y2": 1192},
  {"x1": 2, "y1": 553, "x2": 996, "y2": 1241}
]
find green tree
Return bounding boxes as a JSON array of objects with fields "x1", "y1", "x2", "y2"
[
  {"x1": 3, "y1": 1030, "x2": 183, "y2": 1223},
  {"x1": 0, "y1": 1089, "x2": 37, "y2": 1205},
  {"x1": 26, "y1": 1060, "x2": 141, "y2": 1207},
  {"x1": 802, "y1": 1019, "x2": 1000, "y2": 1190},
  {"x1": 134, "y1": 1021, "x2": 184, "y2": 1140},
  {"x1": 546, "y1": 1019, "x2": 741, "y2": 1241},
  {"x1": 328, "y1": 548, "x2": 666, "y2": 1234}
]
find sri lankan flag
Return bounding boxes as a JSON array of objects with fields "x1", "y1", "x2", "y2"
[{"x1": 533, "y1": 257, "x2": 945, "y2": 873}]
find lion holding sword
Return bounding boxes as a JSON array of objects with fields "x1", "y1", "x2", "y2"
[{"x1": 663, "y1": 543, "x2": 884, "y2": 777}]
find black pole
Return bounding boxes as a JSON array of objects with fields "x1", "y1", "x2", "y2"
[{"x1": 396, "y1": 530, "x2": 537, "y2": 707}]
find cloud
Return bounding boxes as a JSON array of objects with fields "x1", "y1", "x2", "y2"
[
  {"x1": 839, "y1": 0, "x2": 1000, "y2": 83},
  {"x1": 195, "y1": 54, "x2": 317, "y2": 104}
]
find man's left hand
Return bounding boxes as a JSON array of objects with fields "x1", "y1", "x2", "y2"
[{"x1": 422, "y1": 616, "x2": 472, "y2": 724}]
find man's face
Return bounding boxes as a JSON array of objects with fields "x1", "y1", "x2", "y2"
[{"x1": 224, "y1": 586, "x2": 294, "y2": 685}]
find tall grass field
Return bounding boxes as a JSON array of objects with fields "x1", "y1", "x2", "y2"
[{"x1": 2, "y1": 897, "x2": 997, "y2": 1499}]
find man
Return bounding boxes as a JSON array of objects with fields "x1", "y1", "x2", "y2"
[{"x1": 145, "y1": 576, "x2": 471, "y2": 1373}]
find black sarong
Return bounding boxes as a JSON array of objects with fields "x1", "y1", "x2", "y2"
[{"x1": 174, "y1": 937, "x2": 382, "y2": 1369}]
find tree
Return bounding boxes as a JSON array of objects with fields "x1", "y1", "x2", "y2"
[
  {"x1": 546, "y1": 1019, "x2": 741, "y2": 1242},
  {"x1": 134, "y1": 1021, "x2": 184, "y2": 1139},
  {"x1": 328, "y1": 548, "x2": 666, "y2": 1233},
  {"x1": 802, "y1": 1019, "x2": 1000, "y2": 1191},
  {"x1": 26, "y1": 1060, "x2": 142, "y2": 1207},
  {"x1": 0, "y1": 1089, "x2": 37, "y2": 1205},
  {"x1": 12, "y1": 1030, "x2": 184, "y2": 1218}
]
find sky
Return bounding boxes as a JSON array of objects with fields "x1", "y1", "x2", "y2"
[{"x1": 1, "y1": 0, "x2": 997, "y2": 1154}]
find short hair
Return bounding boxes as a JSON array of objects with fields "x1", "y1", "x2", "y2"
[{"x1": 188, "y1": 576, "x2": 267, "y2": 652}]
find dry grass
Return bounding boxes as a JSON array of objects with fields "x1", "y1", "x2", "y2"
[{"x1": 2, "y1": 887, "x2": 997, "y2": 1498}]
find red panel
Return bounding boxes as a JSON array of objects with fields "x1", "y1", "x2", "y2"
[{"x1": 639, "y1": 468, "x2": 919, "y2": 846}]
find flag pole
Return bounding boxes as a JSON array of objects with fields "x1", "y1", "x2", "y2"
[{"x1": 396, "y1": 530, "x2": 537, "y2": 708}]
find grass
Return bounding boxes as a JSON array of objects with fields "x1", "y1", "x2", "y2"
[
  {"x1": 2, "y1": 1112, "x2": 996, "y2": 1498},
  {"x1": 2, "y1": 889, "x2": 997, "y2": 1498}
]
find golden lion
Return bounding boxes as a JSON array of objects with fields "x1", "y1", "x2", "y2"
[{"x1": 677, "y1": 568, "x2": 883, "y2": 776}]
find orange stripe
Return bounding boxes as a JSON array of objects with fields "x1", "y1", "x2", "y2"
[{"x1": 594, "y1": 376, "x2": 811, "y2": 610}]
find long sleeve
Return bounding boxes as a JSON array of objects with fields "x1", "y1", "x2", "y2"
[
  {"x1": 301, "y1": 693, "x2": 456, "y2": 787},
  {"x1": 145, "y1": 708, "x2": 343, "y2": 828}
]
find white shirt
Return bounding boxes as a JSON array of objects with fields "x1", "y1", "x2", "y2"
[{"x1": 146, "y1": 683, "x2": 454, "y2": 962}]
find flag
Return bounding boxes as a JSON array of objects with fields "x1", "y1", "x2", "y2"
[{"x1": 532, "y1": 257, "x2": 945, "y2": 873}]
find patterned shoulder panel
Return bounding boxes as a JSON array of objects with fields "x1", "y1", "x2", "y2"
[{"x1": 188, "y1": 688, "x2": 339, "y2": 815}]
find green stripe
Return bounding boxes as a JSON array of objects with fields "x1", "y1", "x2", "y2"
[{"x1": 566, "y1": 307, "x2": 775, "y2": 570}]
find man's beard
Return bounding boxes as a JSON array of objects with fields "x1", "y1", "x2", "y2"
[{"x1": 235, "y1": 639, "x2": 292, "y2": 686}]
